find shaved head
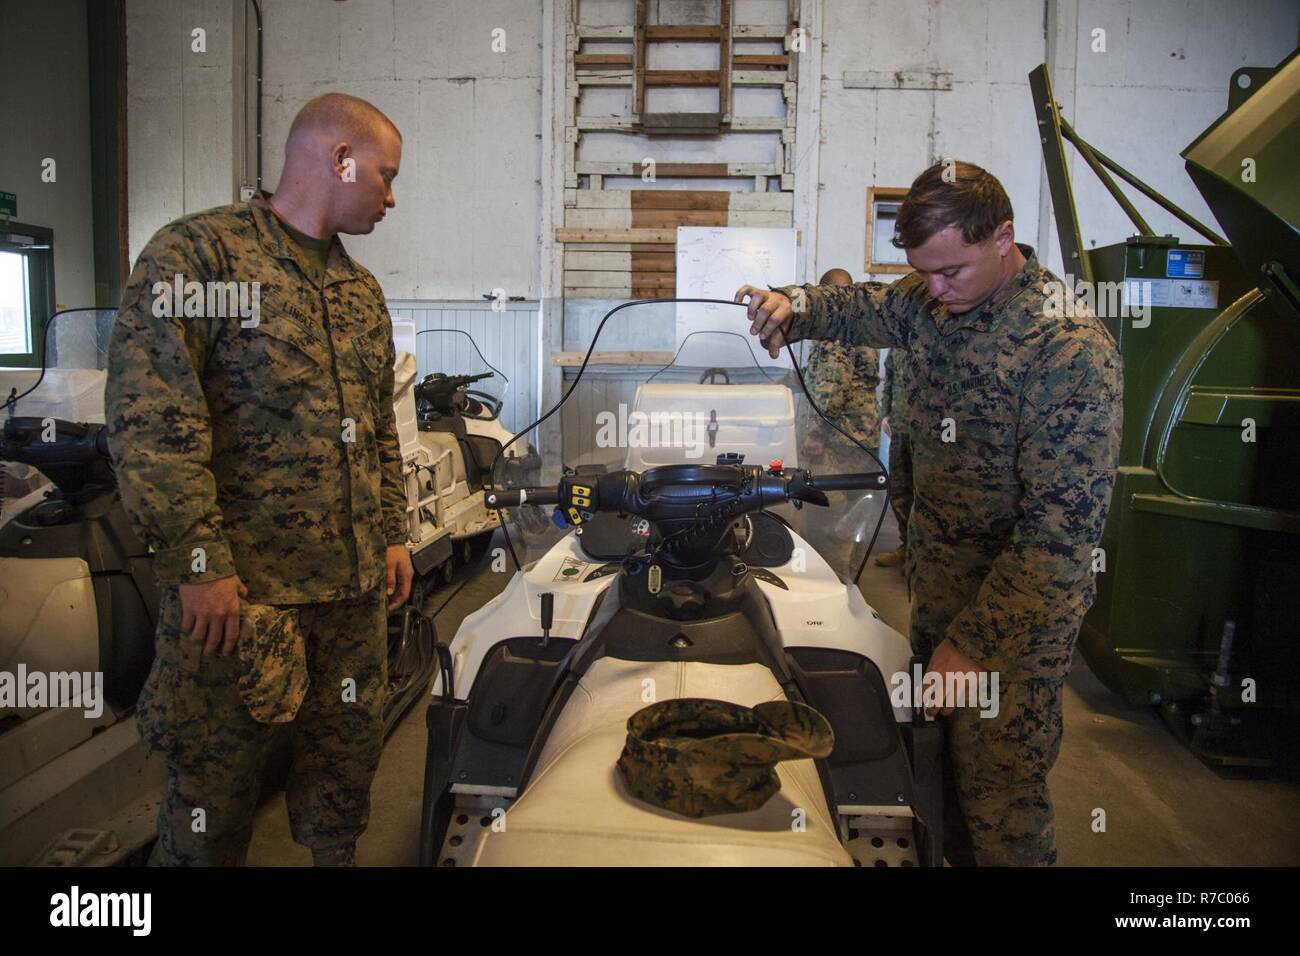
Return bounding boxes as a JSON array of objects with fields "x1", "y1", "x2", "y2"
[
  {"x1": 273, "y1": 92, "x2": 403, "y2": 237},
  {"x1": 819, "y1": 268, "x2": 853, "y2": 285},
  {"x1": 286, "y1": 92, "x2": 401, "y2": 154}
]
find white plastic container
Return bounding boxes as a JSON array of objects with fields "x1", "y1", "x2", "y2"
[{"x1": 623, "y1": 383, "x2": 797, "y2": 470}]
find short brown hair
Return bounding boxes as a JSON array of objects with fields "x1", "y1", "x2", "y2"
[{"x1": 892, "y1": 161, "x2": 1013, "y2": 249}]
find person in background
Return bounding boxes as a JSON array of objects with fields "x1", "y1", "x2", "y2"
[{"x1": 876, "y1": 346, "x2": 916, "y2": 569}]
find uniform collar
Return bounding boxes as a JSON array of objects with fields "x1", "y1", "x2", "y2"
[
  {"x1": 931, "y1": 243, "x2": 1041, "y2": 335},
  {"x1": 249, "y1": 191, "x2": 358, "y2": 287}
]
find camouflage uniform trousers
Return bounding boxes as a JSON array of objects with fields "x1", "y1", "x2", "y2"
[
  {"x1": 137, "y1": 587, "x2": 388, "y2": 866},
  {"x1": 907, "y1": 522, "x2": 1072, "y2": 867}
]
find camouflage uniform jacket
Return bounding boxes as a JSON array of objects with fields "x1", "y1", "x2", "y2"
[
  {"x1": 880, "y1": 346, "x2": 916, "y2": 432},
  {"x1": 779, "y1": 246, "x2": 1122, "y2": 678},
  {"x1": 106, "y1": 193, "x2": 407, "y2": 604},
  {"x1": 802, "y1": 340, "x2": 881, "y2": 446}
]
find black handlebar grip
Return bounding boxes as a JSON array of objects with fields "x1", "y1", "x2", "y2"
[
  {"x1": 485, "y1": 488, "x2": 560, "y2": 509},
  {"x1": 539, "y1": 592, "x2": 554, "y2": 632},
  {"x1": 811, "y1": 472, "x2": 889, "y2": 492}
]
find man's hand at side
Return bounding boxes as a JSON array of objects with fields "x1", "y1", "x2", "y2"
[
  {"x1": 180, "y1": 575, "x2": 248, "y2": 657},
  {"x1": 925, "y1": 638, "x2": 984, "y2": 718},
  {"x1": 386, "y1": 544, "x2": 415, "y2": 611},
  {"x1": 734, "y1": 286, "x2": 794, "y2": 359}
]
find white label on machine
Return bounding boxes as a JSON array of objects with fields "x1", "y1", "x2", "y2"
[
  {"x1": 676, "y1": 226, "x2": 797, "y2": 367},
  {"x1": 1125, "y1": 278, "x2": 1219, "y2": 310}
]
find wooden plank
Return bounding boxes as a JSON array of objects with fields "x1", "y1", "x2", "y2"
[
  {"x1": 556, "y1": 227, "x2": 678, "y2": 243},
  {"x1": 634, "y1": 0, "x2": 647, "y2": 114},
  {"x1": 575, "y1": 161, "x2": 781, "y2": 177},
  {"x1": 576, "y1": 207, "x2": 788, "y2": 228},
  {"x1": 729, "y1": 116, "x2": 788, "y2": 130},
  {"x1": 564, "y1": 250, "x2": 675, "y2": 271},
  {"x1": 576, "y1": 25, "x2": 634, "y2": 39},
  {"x1": 726, "y1": 210, "x2": 792, "y2": 226},
  {"x1": 553, "y1": 351, "x2": 676, "y2": 366},
  {"x1": 644, "y1": 25, "x2": 722, "y2": 40},
  {"x1": 733, "y1": 70, "x2": 788, "y2": 86},
  {"x1": 733, "y1": 24, "x2": 789, "y2": 39},
  {"x1": 575, "y1": 115, "x2": 638, "y2": 130},
  {"x1": 565, "y1": 207, "x2": 632, "y2": 228},
  {"x1": 643, "y1": 70, "x2": 722, "y2": 87},
  {"x1": 570, "y1": 191, "x2": 792, "y2": 212},
  {"x1": 564, "y1": 287, "x2": 633, "y2": 299},
  {"x1": 564, "y1": 270, "x2": 675, "y2": 289},
  {"x1": 630, "y1": 209, "x2": 730, "y2": 228},
  {"x1": 558, "y1": 241, "x2": 675, "y2": 252},
  {"x1": 630, "y1": 190, "x2": 729, "y2": 211},
  {"x1": 734, "y1": 54, "x2": 788, "y2": 67},
  {"x1": 577, "y1": 71, "x2": 633, "y2": 85},
  {"x1": 631, "y1": 251, "x2": 676, "y2": 271},
  {"x1": 563, "y1": 287, "x2": 680, "y2": 299},
  {"x1": 574, "y1": 53, "x2": 633, "y2": 67},
  {"x1": 564, "y1": 252, "x2": 631, "y2": 271},
  {"x1": 637, "y1": 162, "x2": 728, "y2": 177},
  {"x1": 719, "y1": 0, "x2": 733, "y2": 123},
  {"x1": 573, "y1": 115, "x2": 783, "y2": 132}
]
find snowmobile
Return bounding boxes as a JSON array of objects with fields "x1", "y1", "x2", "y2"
[
  {"x1": 419, "y1": 299, "x2": 944, "y2": 867},
  {"x1": 0, "y1": 309, "x2": 493, "y2": 864},
  {"x1": 395, "y1": 328, "x2": 539, "y2": 592}
]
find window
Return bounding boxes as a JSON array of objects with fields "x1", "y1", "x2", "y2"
[
  {"x1": 0, "y1": 224, "x2": 54, "y2": 368},
  {"x1": 864, "y1": 186, "x2": 911, "y2": 275}
]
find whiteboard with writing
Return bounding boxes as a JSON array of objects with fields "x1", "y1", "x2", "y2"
[{"x1": 675, "y1": 226, "x2": 798, "y2": 367}]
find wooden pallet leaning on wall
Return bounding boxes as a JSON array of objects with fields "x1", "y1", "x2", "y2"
[
  {"x1": 557, "y1": 188, "x2": 793, "y2": 298},
  {"x1": 559, "y1": 0, "x2": 802, "y2": 300}
]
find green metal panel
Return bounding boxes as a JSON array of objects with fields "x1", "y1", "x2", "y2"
[{"x1": 1080, "y1": 240, "x2": 1300, "y2": 706}]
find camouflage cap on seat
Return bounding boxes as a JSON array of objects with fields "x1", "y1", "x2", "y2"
[
  {"x1": 237, "y1": 601, "x2": 309, "y2": 724},
  {"x1": 617, "y1": 697, "x2": 834, "y2": 818}
]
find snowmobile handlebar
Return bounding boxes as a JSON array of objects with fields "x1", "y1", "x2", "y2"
[
  {"x1": 485, "y1": 463, "x2": 886, "y2": 526},
  {"x1": 0, "y1": 417, "x2": 112, "y2": 465}
]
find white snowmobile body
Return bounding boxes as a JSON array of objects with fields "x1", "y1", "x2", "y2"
[
  {"x1": 419, "y1": 301, "x2": 944, "y2": 867},
  {"x1": 431, "y1": 530, "x2": 921, "y2": 867}
]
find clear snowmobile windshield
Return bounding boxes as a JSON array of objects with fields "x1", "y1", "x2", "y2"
[
  {"x1": 0, "y1": 307, "x2": 116, "y2": 423},
  {"x1": 492, "y1": 299, "x2": 888, "y2": 585},
  {"x1": 413, "y1": 328, "x2": 509, "y2": 420}
]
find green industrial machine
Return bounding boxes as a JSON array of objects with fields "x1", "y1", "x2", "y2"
[{"x1": 1030, "y1": 53, "x2": 1300, "y2": 769}]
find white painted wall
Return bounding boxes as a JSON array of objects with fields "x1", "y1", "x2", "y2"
[
  {"x1": 123, "y1": 1, "x2": 1300, "y2": 295},
  {"x1": 0, "y1": 0, "x2": 95, "y2": 309},
  {"x1": 1059, "y1": 0, "x2": 1298, "y2": 271},
  {"x1": 803, "y1": 0, "x2": 1299, "y2": 283},
  {"x1": 126, "y1": 0, "x2": 237, "y2": 264},
  {"x1": 258, "y1": 0, "x2": 544, "y2": 301},
  {"x1": 810, "y1": 0, "x2": 1049, "y2": 281},
  {"x1": 126, "y1": 0, "x2": 545, "y2": 303}
]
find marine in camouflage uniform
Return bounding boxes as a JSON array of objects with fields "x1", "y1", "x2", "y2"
[
  {"x1": 879, "y1": 346, "x2": 916, "y2": 563},
  {"x1": 778, "y1": 244, "x2": 1123, "y2": 865},
  {"x1": 106, "y1": 192, "x2": 407, "y2": 865},
  {"x1": 801, "y1": 339, "x2": 882, "y2": 449}
]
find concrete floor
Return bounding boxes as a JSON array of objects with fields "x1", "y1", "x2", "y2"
[{"x1": 246, "y1": 514, "x2": 1300, "y2": 866}]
